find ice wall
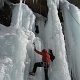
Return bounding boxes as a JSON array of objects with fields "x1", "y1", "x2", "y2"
[
  {"x1": 60, "y1": 1, "x2": 80, "y2": 80},
  {"x1": 43, "y1": 0, "x2": 71, "y2": 80},
  {"x1": 0, "y1": 2, "x2": 36, "y2": 80}
]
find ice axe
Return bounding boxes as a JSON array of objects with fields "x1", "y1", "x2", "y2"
[{"x1": 33, "y1": 42, "x2": 36, "y2": 50}]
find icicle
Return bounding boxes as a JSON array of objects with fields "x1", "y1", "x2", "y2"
[
  {"x1": 33, "y1": 0, "x2": 38, "y2": 3},
  {"x1": 0, "y1": 0, "x2": 5, "y2": 9},
  {"x1": 33, "y1": 0, "x2": 34, "y2": 3},
  {"x1": 23, "y1": 0, "x2": 26, "y2": 4},
  {"x1": 20, "y1": 0, "x2": 22, "y2": 4},
  {"x1": 36, "y1": 0, "x2": 38, "y2": 3}
]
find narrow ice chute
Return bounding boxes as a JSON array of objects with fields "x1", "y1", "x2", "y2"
[
  {"x1": 60, "y1": 1, "x2": 80, "y2": 80},
  {"x1": 44, "y1": 0, "x2": 71, "y2": 80}
]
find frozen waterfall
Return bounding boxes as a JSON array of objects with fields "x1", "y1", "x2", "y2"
[
  {"x1": 60, "y1": 1, "x2": 80, "y2": 80},
  {"x1": 0, "y1": 0, "x2": 80, "y2": 80}
]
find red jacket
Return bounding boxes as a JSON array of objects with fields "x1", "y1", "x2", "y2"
[{"x1": 34, "y1": 49, "x2": 50, "y2": 62}]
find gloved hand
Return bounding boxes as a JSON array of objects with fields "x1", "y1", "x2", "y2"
[
  {"x1": 34, "y1": 48, "x2": 36, "y2": 51},
  {"x1": 33, "y1": 42, "x2": 36, "y2": 50}
]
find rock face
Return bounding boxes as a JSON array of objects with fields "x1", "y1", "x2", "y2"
[{"x1": 0, "y1": 2, "x2": 12, "y2": 26}]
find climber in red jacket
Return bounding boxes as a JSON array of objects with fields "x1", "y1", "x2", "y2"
[{"x1": 29, "y1": 49, "x2": 50, "y2": 80}]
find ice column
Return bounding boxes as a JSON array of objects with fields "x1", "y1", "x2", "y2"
[
  {"x1": 44, "y1": 0, "x2": 71, "y2": 80},
  {"x1": 60, "y1": 1, "x2": 80, "y2": 80}
]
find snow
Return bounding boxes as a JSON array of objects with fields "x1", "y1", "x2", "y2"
[{"x1": 0, "y1": 0, "x2": 80, "y2": 80}]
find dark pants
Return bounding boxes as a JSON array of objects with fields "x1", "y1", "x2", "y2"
[{"x1": 32, "y1": 62, "x2": 49, "y2": 80}]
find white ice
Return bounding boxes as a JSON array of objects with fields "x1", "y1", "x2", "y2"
[
  {"x1": 60, "y1": 1, "x2": 80, "y2": 80},
  {"x1": 0, "y1": 2, "x2": 36, "y2": 80},
  {"x1": 0, "y1": 0, "x2": 80, "y2": 80}
]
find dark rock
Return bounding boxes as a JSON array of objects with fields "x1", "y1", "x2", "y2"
[
  {"x1": 58, "y1": 8, "x2": 63, "y2": 22},
  {"x1": 25, "y1": 0, "x2": 48, "y2": 17},
  {"x1": 35, "y1": 25, "x2": 39, "y2": 34},
  {"x1": 9, "y1": 0, "x2": 20, "y2": 3},
  {"x1": 0, "y1": 2, "x2": 12, "y2": 27}
]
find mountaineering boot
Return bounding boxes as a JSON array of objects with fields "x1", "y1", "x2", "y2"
[{"x1": 29, "y1": 72, "x2": 35, "y2": 76}]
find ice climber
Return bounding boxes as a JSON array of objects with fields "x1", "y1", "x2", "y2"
[{"x1": 29, "y1": 49, "x2": 50, "y2": 80}]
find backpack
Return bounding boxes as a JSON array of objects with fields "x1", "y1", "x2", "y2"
[{"x1": 49, "y1": 49, "x2": 55, "y2": 62}]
